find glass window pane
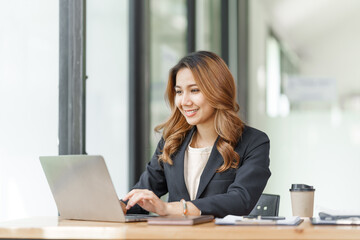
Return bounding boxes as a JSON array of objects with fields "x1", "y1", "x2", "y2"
[
  {"x1": 149, "y1": 0, "x2": 187, "y2": 153},
  {"x1": 86, "y1": 0, "x2": 129, "y2": 197},
  {"x1": 0, "y1": 0, "x2": 58, "y2": 221},
  {"x1": 196, "y1": 0, "x2": 221, "y2": 54}
]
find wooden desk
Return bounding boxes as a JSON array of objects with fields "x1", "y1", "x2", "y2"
[{"x1": 1, "y1": 217, "x2": 360, "y2": 239}]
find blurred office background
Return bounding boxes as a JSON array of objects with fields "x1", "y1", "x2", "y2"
[{"x1": 0, "y1": 0, "x2": 359, "y2": 221}]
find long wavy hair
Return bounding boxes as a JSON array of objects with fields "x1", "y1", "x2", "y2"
[{"x1": 155, "y1": 51, "x2": 244, "y2": 172}]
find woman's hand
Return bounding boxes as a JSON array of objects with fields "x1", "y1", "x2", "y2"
[
  {"x1": 123, "y1": 189, "x2": 201, "y2": 216},
  {"x1": 119, "y1": 201, "x2": 127, "y2": 214},
  {"x1": 123, "y1": 189, "x2": 168, "y2": 216}
]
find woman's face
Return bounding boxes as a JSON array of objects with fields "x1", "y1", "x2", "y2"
[{"x1": 174, "y1": 68, "x2": 216, "y2": 129}]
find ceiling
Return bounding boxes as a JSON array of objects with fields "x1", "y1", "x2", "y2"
[{"x1": 261, "y1": 0, "x2": 360, "y2": 53}]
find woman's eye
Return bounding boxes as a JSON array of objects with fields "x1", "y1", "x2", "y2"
[
  {"x1": 175, "y1": 90, "x2": 182, "y2": 94},
  {"x1": 191, "y1": 89, "x2": 200, "y2": 93}
]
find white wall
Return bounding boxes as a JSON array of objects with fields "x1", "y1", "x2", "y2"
[
  {"x1": 0, "y1": 1, "x2": 58, "y2": 221},
  {"x1": 249, "y1": 0, "x2": 360, "y2": 216}
]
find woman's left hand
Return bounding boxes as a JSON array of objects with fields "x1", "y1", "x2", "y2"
[{"x1": 122, "y1": 189, "x2": 168, "y2": 216}]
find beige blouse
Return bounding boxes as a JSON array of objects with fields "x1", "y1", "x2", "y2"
[{"x1": 184, "y1": 144, "x2": 212, "y2": 200}]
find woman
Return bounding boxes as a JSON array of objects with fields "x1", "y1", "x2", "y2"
[{"x1": 122, "y1": 51, "x2": 271, "y2": 218}]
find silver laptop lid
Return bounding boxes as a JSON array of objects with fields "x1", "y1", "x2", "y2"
[{"x1": 40, "y1": 155, "x2": 126, "y2": 222}]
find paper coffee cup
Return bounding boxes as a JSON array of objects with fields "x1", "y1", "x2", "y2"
[{"x1": 289, "y1": 184, "x2": 315, "y2": 217}]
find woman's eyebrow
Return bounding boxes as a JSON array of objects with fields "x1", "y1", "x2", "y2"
[{"x1": 174, "y1": 84, "x2": 197, "y2": 88}]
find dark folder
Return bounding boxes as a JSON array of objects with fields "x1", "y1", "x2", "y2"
[{"x1": 147, "y1": 215, "x2": 214, "y2": 225}]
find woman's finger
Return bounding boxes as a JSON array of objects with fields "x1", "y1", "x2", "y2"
[
  {"x1": 126, "y1": 191, "x2": 155, "y2": 209},
  {"x1": 122, "y1": 189, "x2": 144, "y2": 201},
  {"x1": 122, "y1": 189, "x2": 137, "y2": 201}
]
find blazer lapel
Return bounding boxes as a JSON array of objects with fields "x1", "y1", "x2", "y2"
[
  {"x1": 171, "y1": 127, "x2": 196, "y2": 200},
  {"x1": 195, "y1": 137, "x2": 223, "y2": 199}
]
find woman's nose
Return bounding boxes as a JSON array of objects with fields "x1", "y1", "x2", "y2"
[{"x1": 181, "y1": 92, "x2": 191, "y2": 106}]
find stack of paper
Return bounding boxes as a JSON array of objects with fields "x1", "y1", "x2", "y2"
[
  {"x1": 215, "y1": 215, "x2": 303, "y2": 226},
  {"x1": 311, "y1": 212, "x2": 360, "y2": 225}
]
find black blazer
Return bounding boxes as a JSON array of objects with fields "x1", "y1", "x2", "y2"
[{"x1": 127, "y1": 125, "x2": 271, "y2": 218}]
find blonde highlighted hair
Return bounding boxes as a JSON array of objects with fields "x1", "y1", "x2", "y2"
[{"x1": 155, "y1": 51, "x2": 244, "y2": 172}]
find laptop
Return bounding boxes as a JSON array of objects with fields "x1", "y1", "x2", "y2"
[{"x1": 40, "y1": 155, "x2": 151, "y2": 222}]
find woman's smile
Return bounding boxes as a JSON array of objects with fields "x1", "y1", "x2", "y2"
[{"x1": 184, "y1": 109, "x2": 199, "y2": 117}]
